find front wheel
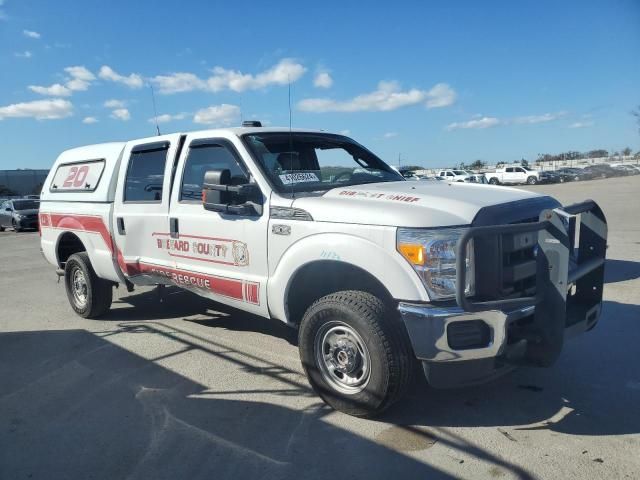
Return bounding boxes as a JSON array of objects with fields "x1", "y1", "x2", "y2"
[
  {"x1": 527, "y1": 176, "x2": 538, "y2": 185},
  {"x1": 298, "y1": 291, "x2": 412, "y2": 417},
  {"x1": 12, "y1": 220, "x2": 22, "y2": 232},
  {"x1": 64, "y1": 252, "x2": 112, "y2": 318},
  {"x1": 489, "y1": 177, "x2": 500, "y2": 185}
]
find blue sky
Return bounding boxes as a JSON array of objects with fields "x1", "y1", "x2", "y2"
[{"x1": 1, "y1": 0, "x2": 639, "y2": 169}]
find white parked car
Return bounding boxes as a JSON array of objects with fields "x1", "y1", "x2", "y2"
[
  {"x1": 486, "y1": 166, "x2": 541, "y2": 185},
  {"x1": 437, "y1": 169, "x2": 472, "y2": 182},
  {"x1": 39, "y1": 123, "x2": 607, "y2": 417}
]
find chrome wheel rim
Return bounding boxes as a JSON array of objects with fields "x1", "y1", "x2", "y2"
[
  {"x1": 314, "y1": 321, "x2": 371, "y2": 394},
  {"x1": 71, "y1": 267, "x2": 88, "y2": 308}
]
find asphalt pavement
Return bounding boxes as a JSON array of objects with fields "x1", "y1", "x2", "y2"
[{"x1": 1, "y1": 175, "x2": 639, "y2": 479}]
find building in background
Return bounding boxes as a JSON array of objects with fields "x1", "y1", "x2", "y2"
[{"x1": 0, "y1": 169, "x2": 49, "y2": 197}]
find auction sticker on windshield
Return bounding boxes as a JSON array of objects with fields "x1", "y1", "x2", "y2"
[{"x1": 279, "y1": 172, "x2": 320, "y2": 185}]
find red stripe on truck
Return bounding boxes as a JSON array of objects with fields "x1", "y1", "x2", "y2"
[
  {"x1": 46, "y1": 213, "x2": 130, "y2": 275},
  {"x1": 40, "y1": 213, "x2": 260, "y2": 305},
  {"x1": 128, "y1": 262, "x2": 259, "y2": 304}
]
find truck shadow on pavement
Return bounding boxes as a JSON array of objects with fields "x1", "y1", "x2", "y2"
[
  {"x1": 104, "y1": 285, "x2": 640, "y2": 441},
  {"x1": 604, "y1": 258, "x2": 640, "y2": 283},
  {"x1": 0, "y1": 328, "x2": 537, "y2": 480}
]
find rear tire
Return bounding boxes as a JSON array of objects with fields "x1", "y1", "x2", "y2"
[
  {"x1": 64, "y1": 252, "x2": 112, "y2": 319},
  {"x1": 298, "y1": 290, "x2": 412, "y2": 418},
  {"x1": 527, "y1": 176, "x2": 538, "y2": 185},
  {"x1": 0, "y1": 226, "x2": 5, "y2": 232}
]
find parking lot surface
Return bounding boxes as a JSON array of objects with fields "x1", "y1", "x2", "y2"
[{"x1": 1, "y1": 176, "x2": 639, "y2": 479}]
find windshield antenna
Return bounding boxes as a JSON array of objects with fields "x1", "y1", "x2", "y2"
[
  {"x1": 150, "y1": 84, "x2": 161, "y2": 136},
  {"x1": 288, "y1": 75, "x2": 295, "y2": 199}
]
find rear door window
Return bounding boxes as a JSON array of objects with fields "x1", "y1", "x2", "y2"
[{"x1": 124, "y1": 144, "x2": 169, "y2": 202}]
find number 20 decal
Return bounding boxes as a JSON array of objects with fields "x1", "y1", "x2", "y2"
[
  {"x1": 52, "y1": 160, "x2": 105, "y2": 192},
  {"x1": 63, "y1": 165, "x2": 90, "y2": 188}
]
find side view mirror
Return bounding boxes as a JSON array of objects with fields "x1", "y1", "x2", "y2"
[
  {"x1": 202, "y1": 169, "x2": 262, "y2": 216},
  {"x1": 5, "y1": 207, "x2": 11, "y2": 212}
]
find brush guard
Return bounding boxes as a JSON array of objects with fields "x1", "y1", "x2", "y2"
[{"x1": 455, "y1": 200, "x2": 607, "y2": 367}]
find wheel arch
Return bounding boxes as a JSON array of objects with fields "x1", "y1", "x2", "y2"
[
  {"x1": 56, "y1": 231, "x2": 87, "y2": 267},
  {"x1": 267, "y1": 232, "x2": 428, "y2": 325}
]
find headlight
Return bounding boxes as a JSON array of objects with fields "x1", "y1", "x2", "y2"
[
  {"x1": 15, "y1": 214, "x2": 25, "y2": 219},
  {"x1": 397, "y1": 227, "x2": 475, "y2": 301}
]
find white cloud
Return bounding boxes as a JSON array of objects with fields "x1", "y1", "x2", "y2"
[
  {"x1": 14, "y1": 51, "x2": 33, "y2": 58},
  {"x1": 150, "y1": 112, "x2": 187, "y2": 124},
  {"x1": 513, "y1": 111, "x2": 567, "y2": 124},
  {"x1": 0, "y1": 98, "x2": 73, "y2": 120},
  {"x1": 151, "y1": 59, "x2": 306, "y2": 94},
  {"x1": 65, "y1": 66, "x2": 95, "y2": 82},
  {"x1": 568, "y1": 121, "x2": 594, "y2": 128},
  {"x1": 383, "y1": 132, "x2": 398, "y2": 138},
  {"x1": 82, "y1": 116, "x2": 98, "y2": 124},
  {"x1": 103, "y1": 99, "x2": 126, "y2": 108},
  {"x1": 208, "y1": 58, "x2": 306, "y2": 92},
  {"x1": 99, "y1": 65, "x2": 144, "y2": 89},
  {"x1": 447, "y1": 111, "x2": 569, "y2": 131},
  {"x1": 110, "y1": 108, "x2": 130, "y2": 121},
  {"x1": 151, "y1": 72, "x2": 206, "y2": 94},
  {"x1": 446, "y1": 116, "x2": 501, "y2": 131},
  {"x1": 28, "y1": 83, "x2": 72, "y2": 97},
  {"x1": 29, "y1": 65, "x2": 95, "y2": 97},
  {"x1": 298, "y1": 81, "x2": 457, "y2": 113},
  {"x1": 23, "y1": 29, "x2": 41, "y2": 39},
  {"x1": 193, "y1": 104, "x2": 240, "y2": 125},
  {"x1": 314, "y1": 72, "x2": 333, "y2": 89},
  {"x1": 425, "y1": 83, "x2": 457, "y2": 109}
]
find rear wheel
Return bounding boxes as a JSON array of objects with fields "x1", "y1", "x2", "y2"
[
  {"x1": 298, "y1": 290, "x2": 412, "y2": 418},
  {"x1": 64, "y1": 252, "x2": 112, "y2": 318},
  {"x1": 527, "y1": 176, "x2": 538, "y2": 185},
  {"x1": 489, "y1": 177, "x2": 500, "y2": 185}
]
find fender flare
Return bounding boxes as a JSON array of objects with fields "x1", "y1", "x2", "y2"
[{"x1": 267, "y1": 232, "x2": 428, "y2": 322}]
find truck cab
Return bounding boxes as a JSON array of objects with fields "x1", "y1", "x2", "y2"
[{"x1": 39, "y1": 124, "x2": 607, "y2": 417}]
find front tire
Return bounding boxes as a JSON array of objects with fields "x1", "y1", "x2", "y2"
[
  {"x1": 64, "y1": 252, "x2": 112, "y2": 318},
  {"x1": 489, "y1": 177, "x2": 500, "y2": 185},
  {"x1": 298, "y1": 291, "x2": 412, "y2": 417},
  {"x1": 527, "y1": 176, "x2": 538, "y2": 185},
  {"x1": 12, "y1": 220, "x2": 22, "y2": 232}
]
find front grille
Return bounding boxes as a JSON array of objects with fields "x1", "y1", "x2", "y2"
[{"x1": 470, "y1": 197, "x2": 560, "y2": 303}]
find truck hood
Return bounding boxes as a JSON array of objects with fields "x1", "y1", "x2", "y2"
[{"x1": 291, "y1": 181, "x2": 547, "y2": 227}]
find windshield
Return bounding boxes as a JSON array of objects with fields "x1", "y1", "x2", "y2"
[
  {"x1": 452, "y1": 170, "x2": 466, "y2": 175},
  {"x1": 242, "y1": 132, "x2": 403, "y2": 194},
  {"x1": 12, "y1": 200, "x2": 39, "y2": 210}
]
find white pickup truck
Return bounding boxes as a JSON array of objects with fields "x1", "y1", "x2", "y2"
[
  {"x1": 40, "y1": 123, "x2": 607, "y2": 417},
  {"x1": 486, "y1": 166, "x2": 541, "y2": 185},
  {"x1": 436, "y1": 169, "x2": 472, "y2": 182}
]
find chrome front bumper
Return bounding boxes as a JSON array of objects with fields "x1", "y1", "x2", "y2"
[{"x1": 398, "y1": 303, "x2": 534, "y2": 363}]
